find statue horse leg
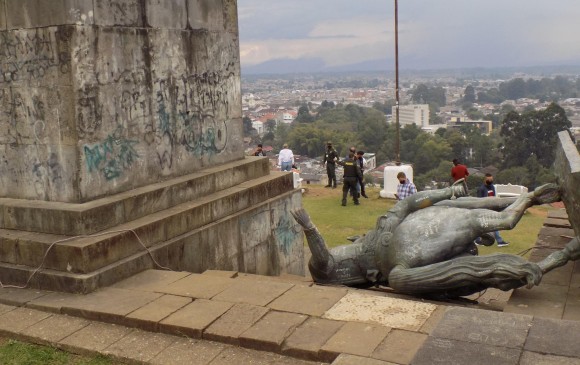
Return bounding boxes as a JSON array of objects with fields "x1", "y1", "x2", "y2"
[{"x1": 387, "y1": 254, "x2": 543, "y2": 297}]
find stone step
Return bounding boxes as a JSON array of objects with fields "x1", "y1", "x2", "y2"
[
  {"x1": 0, "y1": 157, "x2": 270, "y2": 236},
  {"x1": 0, "y1": 188, "x2": 304, "y2": 293},
  {"x1": 0, "y1": 171, "x2": 295, "y2": 275}
]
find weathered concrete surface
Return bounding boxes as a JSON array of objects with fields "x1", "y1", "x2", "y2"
[
  {"x1": 319, "y1": 322, "x2": 391, "y2": 362},
  {"x1": 0, "y1": 157, "x2": 270, "y2": 235},
  {"x1": 0, "y1": 0, "x2": 306, "y2": 295},
  {"x1": 554, "y1": 130, "x2": 580, "y2": 238},
  {"x1": 1, "y1": 0, "x2": 242, "y2": 203},
  {"x1": 158, "y1": 299, "x2": 233, "y2": 338},
  {"x1": 431, "y1": 307, "x2": 532, "y2": 349},
  {"x1": 371, "y1": 330, "x2": 427, "y2": 365},
  {"x1": 0, "y1": 0, "x2": 6, "y2": 30},
  {"x1": 204, "y1": 303, "x2": 269, "y2": 345},
  {"x1": 524, "y1": 317, "x2": 580, "y2": 358},
  {"x1": 323, "y1": 291, "x2": 437, "y2": 331},
  {"x1": 6, "y1": 0, "x2": 94, "y2": 29}
]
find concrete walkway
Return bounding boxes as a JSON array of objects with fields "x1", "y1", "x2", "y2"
[{"x1": 0, "y1": 209, "x2": 579, "y2": 364}]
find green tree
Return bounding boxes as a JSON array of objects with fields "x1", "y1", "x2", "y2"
[
  {"x1": 496, "y1": 166, "x2": 531, "y2": 186},
  {"x1": 413, "y1": 137, "x2": 452, "y2": 175},
  {"x1": 295, "y1": 104, "x2": 314, "y2": 123},
  {"x1": 463, "y1": 85, "x2": 476, "y2": 103},
  {"x1": 243, "y1": 116, "x2": 256, "y2": 137},
  {"x1": 500, "y1": 103, "x2": 571, "y2": 168}
]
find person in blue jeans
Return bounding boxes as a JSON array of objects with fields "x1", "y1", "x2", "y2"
[
  {"x1": 278, "y1": 143, "x2": 294, "y2": 172},
  {"x1": 475, "y1": 173, "x2": 509, "y2": 247}
]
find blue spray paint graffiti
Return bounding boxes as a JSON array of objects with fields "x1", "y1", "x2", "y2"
[
  {"x1": 274, "y1": 204, "x2": 298, "y2": 256},
  {"x1": 84, "y1": 129, "x2": 140, "y2": 180}
]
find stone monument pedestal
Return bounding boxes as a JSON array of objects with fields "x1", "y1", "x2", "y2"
[{"x1": 0, "y1": 1, "x2": 304, "y2": 292}]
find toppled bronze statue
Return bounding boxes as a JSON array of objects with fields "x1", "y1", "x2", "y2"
[{"x1": 293, "y1": 181, "x2": 578, "y2": 298}]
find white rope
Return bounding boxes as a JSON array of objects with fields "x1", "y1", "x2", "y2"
[{"x1": 0, "y1": 229, "x2": 173, "y2": 289}]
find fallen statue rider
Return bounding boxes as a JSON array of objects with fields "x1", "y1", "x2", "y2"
[{"x1": 292, "y1": 180, "x2": 579, "y2": 297}]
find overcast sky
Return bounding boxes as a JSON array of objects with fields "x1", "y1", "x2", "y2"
[{"x1": 237, "y1": 0, "x2": 580, "y2": 72}]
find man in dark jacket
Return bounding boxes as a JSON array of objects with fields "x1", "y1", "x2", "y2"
[
  {"x1": 322, "y1": 142, "x2": 339, "y2": 188},
  {"x1": 356, "y1": 151, "x2": 368, "y2": 198},
  {"x1": 339, "y1": 152, "x2": 363, "y2": 206},
  {"x1": 476, "y1": 173, "x2": 509, "y2": 247}
]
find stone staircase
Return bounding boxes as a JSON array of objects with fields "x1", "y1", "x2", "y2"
[{"x1": 0, "y1": 157, "x2": 304, "y2": 293}]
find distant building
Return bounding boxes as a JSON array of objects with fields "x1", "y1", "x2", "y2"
[
  {"x1": 392, "y1": 104, "x2": 430, "y2": 127},
  {"x1": 447, "y1": 117, "x2": 492, "y2": 135}
]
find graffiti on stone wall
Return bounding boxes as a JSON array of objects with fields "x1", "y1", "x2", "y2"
[
  {"x1": 83, "y1": 127, "x2": 140, "y2": 180},
  {"x1": 0, "y1": 90, "x2": 51, "y2": 146},
  {"x1": 31, "y1": 153, "x2": 64, "y2": 200},
  {"x1": 0, "y1": 29, "x2": 71, "y2": 84},
  {"x1": 273, "y1": 202, "x2": 301, "y2": 256}
]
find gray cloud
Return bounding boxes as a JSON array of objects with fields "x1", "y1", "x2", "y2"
[{"x1": 237, "y1": 0, "x2": 580, "y2": 71}]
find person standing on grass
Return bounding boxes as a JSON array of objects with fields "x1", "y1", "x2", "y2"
[
  {"x1": 395, "y1": 172, "x2": 416, "y2": 201},
  {"x1": 475, "y1": 173, "x2": 509, "y2": 247},
  {"x1": 278, "y1": 143, "x2": 294, "y2": 172},
  {"x1": 322, "y1": 142, "x2": 339, "y2": 188},
  {"x1": 356, "y1": 151, "x2": 368, "y2": 198},
  {"x1": 339, "y1": 152, "x2": 362, "y2": 206}
]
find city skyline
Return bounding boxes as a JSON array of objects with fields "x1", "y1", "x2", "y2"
[{"x1": 238, "y1": 0, "x2": 580, "y2": 74}]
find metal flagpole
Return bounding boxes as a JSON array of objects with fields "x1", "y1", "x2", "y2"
[{"x1": 394, "y1": 0, "x2": 401, "y2": 165}]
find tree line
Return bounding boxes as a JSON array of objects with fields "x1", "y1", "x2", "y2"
[{"x1": 244, "y1": 101, "x2": 573, "y2": 191}]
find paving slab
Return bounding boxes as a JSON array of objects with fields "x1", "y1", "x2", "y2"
[
  {"x1": 159, "y1": 299, "x2": 233, "y2": 338},
  {"x1": 412, "y1": 337, "x2": 520, "y2": 365},
  {"x1": 154, "y1": 274, "x2": 236, "y2": 299},
  {"x1": 540, "y1": 262, "x2": 574, "y2": 286},
  {"x1": 323, "y1": 291, "x2": 437, "y2": 331},
  {"x1": 0, "y1": 307, "x2": 52, "y2": 334},
  {"x1": 331, "y1": 354, "x2": 397, "y2": 365},
  {"x1": 563, "y1": 302, "x2": 580, "y2": 321},
  {"x1": 124, "y1": 294, "x2": 192, "y2": 331},
  {"x1": 525, "y1": 317, "x2": 580, "y2": 358},
  {"x1": 103, "y1": 329, "x2": 177, "y2": 364},
  {"x1": 26, "y1": 291, "x2": 82, "y2": 313},
  {"x1": 547, "y1": 210, "x2": 569, "y2": 220},
  {"x1": 59, "y1": 322, "x2": 134, "y2": 356},
  {"x1": 544, "y1": 217, "x2": 572, "y2": 228},
  {"x1": 151, "y1": 337, "x2": 225, "y2": 365},
  {"x1": 320, "y1": 321, "x2": 391, "y2": 362},
  {"x1": 520, "y1": 351, "x2": 580, "y2": 365},
  {"x1": 202, "y1": 270, "x2": 238, "y2": 278},
  {"x1": 282, "y1": 317, "x2": 344, "y2": 360},
  {"x1": 510, "y1": 283, "x2": 569, "y2": 302},
  {"x1": 111, "y1": 269, "x2": 192, "y2": 291},
  {"x1": 61, "y1": 288, "x2": 163, "y2": 323},
  {"x1": 538, "y1": 226, "x2": 575, "y2": 238},
  {"x1": 204, "y1": 303, "x2": 269, "y2": 345},
  {"x1": 504, "y1": 297, "x2": 565, "y2": 319},
  {"x1": 0, "y1": 303, "x2": 16, "y2": 316},
  {"x1": 269, "y1": 285, "x2": 347, "y2": 316},
  {"x1": 239, "y1": 310, "x2": 308, "y2": 352},
  {"x1": 212, "y1": 278, "x2": 294, "y2": 306},
  {"x1": 20, "y1": 314, "x2": 90, "y2": 345},
  {"x1": 208, "y1": 346, "x2": 323, "y2": 365},
  {"x1": 418, "y1": 305, "x2": 446, "y2": 335},
  {"x1": 0, "y1": 287, "x2": 49, "y2": 306},
  {"x1": 431, "y1": 307, "x2": 532, "y2": 349},
  {"x1": 371, "y1": 329, "x2": 427, "y2": 364}
]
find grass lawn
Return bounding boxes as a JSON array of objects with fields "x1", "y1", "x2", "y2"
[
  {"x1": 0, "y1": 338, "x2": 120, "y2": 365},
  {"x1": 302, "y1": 185, "x2": 550, "y2": 257}
]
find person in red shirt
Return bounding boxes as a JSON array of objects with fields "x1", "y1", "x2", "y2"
[{"x1": 451, "y1": 159, "x2": 469, "y2": 181}]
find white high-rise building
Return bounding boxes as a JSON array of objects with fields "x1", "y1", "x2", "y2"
[{"x1": 392, "y1": 104, "x2": 430, "y2": 127}]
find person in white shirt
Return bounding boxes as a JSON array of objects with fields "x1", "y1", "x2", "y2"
[{"x1": 278, "y1": 143, "x2": 294, "y2": 171}]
